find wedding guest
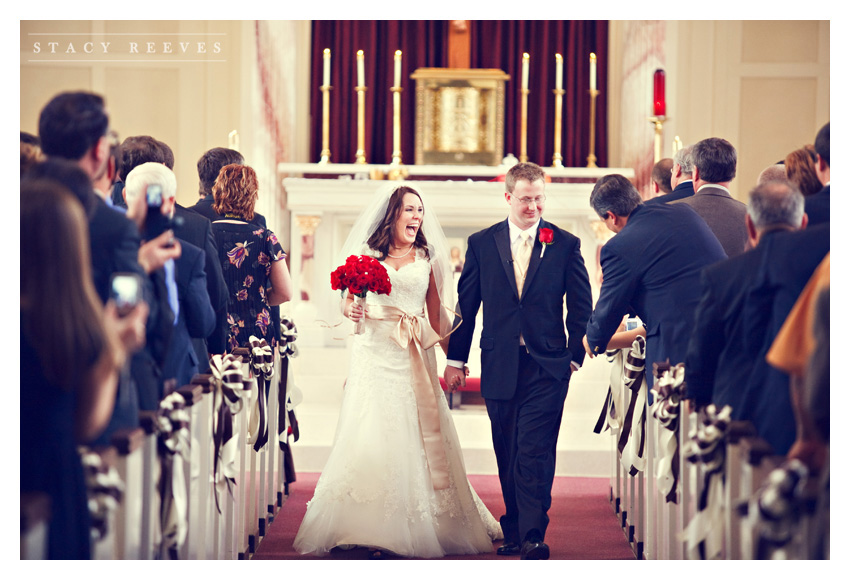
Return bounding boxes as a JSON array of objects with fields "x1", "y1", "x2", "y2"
[
  {"x1": 649, "y1": 157, "x2": 674, "y2": 197},
  {"x1": 210, "y1": 164, "x2": 293, "y2": 349},
  {"x1": 92, "y1": 130, "x2": 121, "y2": 202},
  {"x1": 583, "y1": 174, "x2": 726, "y2": 388},
  {"x1": 191, "y1": 147, "x2": 267, "y2": 227},
  {"x1": 805, "y1": 122, "x2": 829, "y2": 225},
  {"x1": 20, "y1": 132, "x2": 44, "y2": 177},
  {"x1": 784, "y1": 145, "x2": 821, "y2": 196},
  {"x1": 673, "y1": 137, "x2": 747, "y2": 257},
  {"x1": 20, "y1": 180, "x2": 146, "y2": 559},
  {"x1": 125, "y1": 162, "x2": 216, "y2": 392},
  {"x1": 645, "y1": 145, "x2": 695, "y2": 205},
  {"x1": 685, "y1": 181, "x2": 808, "y2": 424}
]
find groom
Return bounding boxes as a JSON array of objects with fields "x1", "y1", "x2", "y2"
[{"x1": 444, "y1": 162, "x2": 593, "y2": 559}]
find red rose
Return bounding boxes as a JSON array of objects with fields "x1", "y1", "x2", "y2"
[{"x1": 539, "y1": 228, "x2": 554, "y2": 245}]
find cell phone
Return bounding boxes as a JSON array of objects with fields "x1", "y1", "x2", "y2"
[
  {"x1": 143, "y1": 183, "x2": 172, "y2": 241},
  {"x1": 109, "y1": 273, "x2": 143, "y2": 317},
  {"x1": 625, "y1": 318, "x2": 640, "y2": 331}
]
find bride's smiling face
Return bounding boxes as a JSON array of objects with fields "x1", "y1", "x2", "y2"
[{"x1": 393, "y1": 192, "x2": 424, "y2": 247}]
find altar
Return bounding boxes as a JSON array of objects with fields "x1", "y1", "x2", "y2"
[{"x1": 278, "y1": 162, "x2": 634, "y2": 477}]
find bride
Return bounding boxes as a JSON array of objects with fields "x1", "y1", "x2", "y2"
[{"x1": 293, "y1": 184, "x2": 502, "y2": 558}]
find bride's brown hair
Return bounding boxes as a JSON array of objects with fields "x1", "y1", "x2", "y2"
[{"x1": 367, "y1": 186, "x2": 430, "y2": 260}]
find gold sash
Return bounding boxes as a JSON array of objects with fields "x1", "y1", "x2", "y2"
[{"x1": 365, "y1": 304, "x2": 450, "y2": 490}]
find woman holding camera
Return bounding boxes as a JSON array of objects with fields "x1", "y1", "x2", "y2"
[{"x1": 211, "y1": 164, "x2": 293, "y2": 350}]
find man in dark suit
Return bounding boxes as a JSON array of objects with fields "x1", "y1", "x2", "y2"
[
  {"x1": 119, "y1": 136, "x2": 229, "y2": 365},
  {"x1": 444, "y1": 163, "x2": 593, "y2": 560},
  {"x1": 190, "y1": 147, "x2": 266, "y2": 228},
  {"x1": 645, "y1": 145, "x2": 695, "y2": 205},
  {"x1": 673, "y1": 137, "x2": 748, "y2": 258},
  {"x1": 685, "y1": 181, "x2": 809, "y2": 429},
  {"x1": 582, "y1": 174, "x2": 726, "y2": 385},
  {"x1": 648, "y1": 157, "x2": 674, "y2": 198},
  {"x1": 805, "y1": 122, "x2": 829, "y2": 226}
]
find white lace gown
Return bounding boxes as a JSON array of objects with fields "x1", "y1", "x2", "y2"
[{"x1": 294, "y1": 250, "x2": 503, "y2": 557}]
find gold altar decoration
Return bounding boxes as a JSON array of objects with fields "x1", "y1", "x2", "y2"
[
  {"x1": 410, "y1": 68, "x2": 510, "y2": 166},
  {"x1": 649, "y1": 115, "x2": 667, "y2": 164},
  {"x1": 355, "y1": 49, "x2": 368, "y2": 164}
]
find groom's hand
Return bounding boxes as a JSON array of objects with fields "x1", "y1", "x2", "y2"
[
  {"x1": 582, "y1": 335, "x2": 595, "y2": 358},
  {"x1": 444, "y1": 365, "x2": 466, "y2": 392}
]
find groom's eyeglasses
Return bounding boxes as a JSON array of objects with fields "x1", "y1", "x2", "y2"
[{"x1": 515, "y1": 195, "x2": 546, "y2": 206}]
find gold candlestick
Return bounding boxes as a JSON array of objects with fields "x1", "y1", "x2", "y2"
[
  {"x1": 390, "y1": 86, "x2": 403, "y2": 166},
  {"x1": 587, "y1": 88, "x2": 599, "y2": 168},
  {"x1": 649, "y1": 115, "x2": 667, "y2": 164},
  {"x1": 319, "y1": 85, "x2": 332, "y2": 164},
  {"x1": 355, "y1": 86, "x2": 368, "y2": 164},
  {"x1": 552, "y1": 88, "x2": 565, "y2": 168},
  {"x1": 520, "y1": 88, "x2": 530, "y2": 163}
]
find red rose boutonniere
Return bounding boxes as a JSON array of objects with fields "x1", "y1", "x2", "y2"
[{"x1": 539, "y1": 227, "x2": 554, "y2": 258}]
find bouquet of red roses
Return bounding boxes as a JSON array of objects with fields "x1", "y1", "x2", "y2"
[{"x1": 330, "y1": 255, "x2": 392, "y2": 333}]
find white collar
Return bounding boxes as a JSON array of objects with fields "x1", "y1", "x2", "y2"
[
  {"x1": 696, "y1": 183, "x2": 731, "y2": 195},
  {"x1": 508, "y1": 217, "x2": 540, "y2": 242}
]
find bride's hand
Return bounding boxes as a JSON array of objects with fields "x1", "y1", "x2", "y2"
[{"x1": 346, "y1": 302, "x2": 364, "y2": 322}]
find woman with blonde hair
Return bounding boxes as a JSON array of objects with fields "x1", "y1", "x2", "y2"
[{"x1": 211, "y1": 164, "x2": 293, "y2": 349}]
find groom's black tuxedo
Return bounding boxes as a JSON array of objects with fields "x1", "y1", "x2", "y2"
[{"x1": 447, "y1": 217, "x2": 592, "y2": 546}]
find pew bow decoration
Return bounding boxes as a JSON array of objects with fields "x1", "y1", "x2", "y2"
[
  {"x1": 210, "y1": 353, "x2": 250, "y2": 513},
  {"x1": 279, "y1": 316, "x2": 301, "y2": 490},
  {"x1": 79, "y1": 446, "x2": 124, "y2": 542},
  {"x1": 154, "y1": 392, "x2": 191, "y2": 559},
  {"x1": 650, "y1": 361, "x2": 685, "y2": 503},
  {"x1": 747, "y1": 459, "x2": 811, "y2": 559},
  {"x1": 248, "y1": 335, "x2": 275, "y2": 452},
  {"x1": 682, "y1": 403, "x2": 732, "y2": 560},
  {"x1": 594, "y1": 335, "x2": 647, "y2": 475}
]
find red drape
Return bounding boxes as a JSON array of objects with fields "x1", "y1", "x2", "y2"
[{"x1": 309, "y1": 20, "x2": 607, "y2": 168}]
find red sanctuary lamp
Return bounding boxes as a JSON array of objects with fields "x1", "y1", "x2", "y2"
[{"x1": 653, "y1": 69, "x2": 666, "y2": 116}]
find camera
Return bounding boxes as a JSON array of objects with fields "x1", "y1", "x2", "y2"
[
  {"x1": 109, "y1": 273, "x2": 144, "y2": 317},
  {"x1": 143, "y1": 183, "x2": 182, "y2": 243},
  {"x1": 625, "y1": 317, "x2": 641, "y2": 331}
]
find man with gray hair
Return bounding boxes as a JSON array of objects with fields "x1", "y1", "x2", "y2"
[
  {"x1": 645, "y1": 145, "x2": 695, "y2": 204},
  {"x1": 125, "y1": 162, "x2": 216, "y2": 401},
  {"x1": 757, "y1": 163, "x2": 791, "y2": 186},
  {"x1": 674, "y1": 137, "x2": 748, "y2": 257},
  {"x1": 582, "y1": 174, "x2": 726, "y2": 387},
  {"x1": 684, "y1": 180, "x2": 827, "y2": 455}
]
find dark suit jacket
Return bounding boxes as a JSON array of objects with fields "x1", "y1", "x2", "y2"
[
  {"x1": 644, "y1": 180, "x2": 695, "y2": 205},
  {"x1": 88, "y1": 198, "x2": 146, "y2": 303},
  {"x1": 161, "y1": 241, "x2": 216, "y2": 389},
  {"x1": 804, "y1": 184, "x2": 829, "y2": 226},
  {"x1": 673, "y1": 185, "x2": 748, "y2": 258},
  {"x1": 738, "y1": 224, "x2": 830, "y2": 454},
  {"x1": 447, "y1": 219, "x2": 593, "y2": 400},
  {"x1": 585, "y1": 203, "x2": 727, "y2": 383},
  {"x1": 174, "y1": 204, "x2": 229, "y2": 360},
  {"x1": 685, "y1": 229, "x2": 788, "y2": 412}
]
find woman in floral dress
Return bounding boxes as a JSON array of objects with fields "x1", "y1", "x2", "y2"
[{"x1": 210, "y1": 164, "x2": 293, "y2": 349}]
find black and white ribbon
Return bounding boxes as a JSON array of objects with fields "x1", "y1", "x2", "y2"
[
  {"x1": 209, "y1": 353, "x2": 249, "y2": 513},
  {"x1": 683, "y1": 403, "x2": 732, "y2": 559},
  {"x1": 248, "y1": 335, "x2": 275, "y2": 452},
  {"x1": 650, "y1": 362, "x2": 685, "y2": 503},
  {"x1": 79, "y1": 446, "x2": 124, "y2": 542},
  {"x1": 278, "y1": 316, "x2": 298, "y2": 358},
  {"x1": 154, "y1": 392, "x2": 191, "y2": 559},
  {"x1": 748, "y1": 459, "x2": 810, "y2": 559}
]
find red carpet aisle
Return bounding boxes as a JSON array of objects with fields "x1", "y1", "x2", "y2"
[{"x1": 253, "y1": 472, "x2": 636, "y2": 560}]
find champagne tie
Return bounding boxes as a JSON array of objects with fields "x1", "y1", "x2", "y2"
[{"x1": 513, "y1": 231, "x2": 532, "y2": 298}]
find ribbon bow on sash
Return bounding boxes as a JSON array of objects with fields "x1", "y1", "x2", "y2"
[
  {"x1": 248, "y1": 336, "x2": 275, "y2": 452},
  {"x1": 650, "y1": 362, "x2": 685, "y2": 503},
  {"x1": 683, "y1": 403, "x2": 732, "y2": 560},
  {"x1": 366, "y1": 304, "x2": 450, "y2": 490},
  {"x1": 79, "y1": 446, "x2": 124, "y2": 542},
  {"x1": 154, "y1": 392, "x2": 191, "y2": 559},
  {"x1": 209, "y1": 353, "x2": 250, "y2": 513}
]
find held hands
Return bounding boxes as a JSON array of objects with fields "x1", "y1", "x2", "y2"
[
  {"x1": 102, "y1": 300, "x2": 149, "y2": 369},
  {"x1": 443, "y1": 365, "x2": 468, "y2": 393}
]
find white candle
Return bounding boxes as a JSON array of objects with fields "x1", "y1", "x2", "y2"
[
  {"x1": 522, "y1": 53, "x2": 529, "y2": 91},
  {"x1": 394, "y1": 50, "x2": 402, "y2": 87},
  {"x1": 555, "y1": 53, "x2": 563, "y2": 90},
  {"x1": 357, "y1": 50, "x2": 365, "y2": 87},
  {"x1": 323, "y1": 48, "x2": 331, "y2": 86},
  {"x1": 590, "y1": 52, "x2": 597, "y2": 91}
]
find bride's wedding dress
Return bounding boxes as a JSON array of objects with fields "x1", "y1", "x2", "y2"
[{"x1": 294, "y1": 249, "x2": 502, "y2": 558}]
